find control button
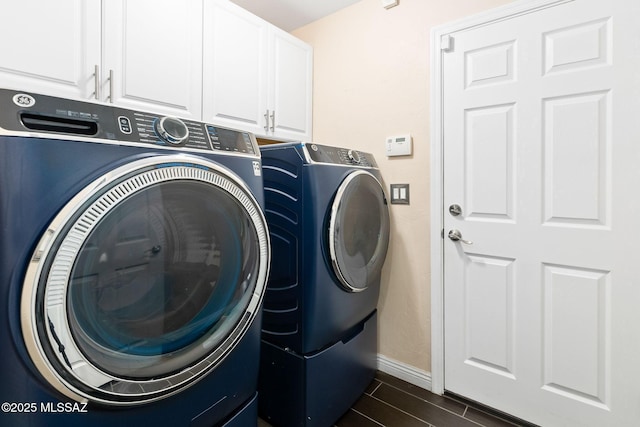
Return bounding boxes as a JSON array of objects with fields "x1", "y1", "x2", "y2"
[
  {"x1": 118, "y1": 116, "x2": 132, "y2": 134},
  {"x1": 206, "y1": 125, "x2": 221, "y2": 150},
  {"x1": 155, "y1": 117, "x2": 189, "y2": 145}
]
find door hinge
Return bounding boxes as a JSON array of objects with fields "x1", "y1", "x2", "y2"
[{"x1": 441, "y1": 35, "x2": 454, "y2": 52}]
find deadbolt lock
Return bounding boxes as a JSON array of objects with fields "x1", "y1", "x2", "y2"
[{"x1": 449, "y1": 204, "x2": 462, "y2": 216}]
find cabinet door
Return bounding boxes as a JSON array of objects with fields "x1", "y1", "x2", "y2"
[
  {"x1": 202, "y1": 0, "x2": 268, "y2": 135},
  {"x1": 269, "y1": 29, "x2": 313, "y2": 141},
  {"x1": 0, "y1": 0, "x2": 100, "y2": 100},
  {"x1": 103, "y1": 0, "x2": 202, "y2": 119}
]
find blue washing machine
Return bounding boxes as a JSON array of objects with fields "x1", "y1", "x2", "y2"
[
  {"x1": 0, "y1": 89, "x2": 270, "y2": 426},
  {"x1": 258, "y1": 142, "x2": 390, "y2": 427}
]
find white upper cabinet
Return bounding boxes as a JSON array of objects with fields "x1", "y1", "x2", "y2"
[
  {"x1": 0, "y1": 0, "x2": 101, "y2": 100},
  {"x1": 203, "y1": 1, "x2": 269, "y2": 136},
  {"x1": 103, "y1": 0, "x2": 203, "y2": 119},
  {"x1": 0, "y1": 0, "x2": 311, "y2": 134},
  {"x1": 269, "y1": 28, "x2": 313, "y2": 141},
  {"x1": 0, "y1": 0, "x2": 202, "y2": 119},
  {"x1": 203, "y1": 0, "x2": 313, "y2": 141}
]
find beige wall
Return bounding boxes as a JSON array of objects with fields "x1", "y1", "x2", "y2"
[{"x1": 292, "y1": 0, "x2": 512, "y2": 373}]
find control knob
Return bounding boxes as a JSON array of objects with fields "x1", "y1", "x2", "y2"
[
  {"x1": 347, "y1": 149, "x2": 361, "y2": 164},
  {"x1": 155, "y1": 116, "x2": 189, "y2": 145}
]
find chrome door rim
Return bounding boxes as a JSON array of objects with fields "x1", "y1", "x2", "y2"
[
  {"x1": 328, "y1": 170, "x2": 389, "y2": 293},
  {"x1": 20, "y1": 154, "x2": 270, "y2": 405}
]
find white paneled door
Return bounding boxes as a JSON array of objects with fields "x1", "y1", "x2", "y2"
[{"x1": 442, "y1": 0, "x2": 640, "y2": 425}]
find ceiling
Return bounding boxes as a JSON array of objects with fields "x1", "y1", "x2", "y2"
[{"x1": 230, "y1": 0, "x2": 363, "y2": 32}]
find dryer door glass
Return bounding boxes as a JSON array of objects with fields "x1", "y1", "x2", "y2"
[
  {"x1": 329, "y1": 171, "x2": 390, "y2": 292},
  {"x1": 22, "y1": 156, "x2": 269, "y2": 405}
]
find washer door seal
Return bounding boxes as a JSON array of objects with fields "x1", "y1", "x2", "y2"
[{"x1": 21, "y1": 154, "x2": 270, "y2": 406}]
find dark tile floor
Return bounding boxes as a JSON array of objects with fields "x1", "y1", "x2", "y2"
[{"x1": 259, "y1": 371, "x2": 532, "y2": 427}]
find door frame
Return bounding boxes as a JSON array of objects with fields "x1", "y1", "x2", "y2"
[{"x1": 429, "y1": 0, "x2": 573, "y2": 395}]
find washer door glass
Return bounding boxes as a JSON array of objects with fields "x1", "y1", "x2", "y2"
[
  {"x1": 69, "y1": 179, "x2": 254, "y2": 376},
  {"x1": 22, "y1": 156, "x2": 269, "y2": 405},
  {"x1": 328, "y1": 170, "x2": 390, "y2": 292}
]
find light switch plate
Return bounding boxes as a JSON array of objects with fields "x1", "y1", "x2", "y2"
[{"x1": 390, "y1": 184, "x2": 410, "y2": 204}]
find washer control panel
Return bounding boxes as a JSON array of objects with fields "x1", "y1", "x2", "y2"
[
  {"x1": 304, "y1": 143, "x2": 377, "y2": 168},
  {"x1": 132, "y1": 111, "x2": 210, "y2": 151},
  {"x1": 0, "y1": 88, "x2": 258, "y2": 156}
]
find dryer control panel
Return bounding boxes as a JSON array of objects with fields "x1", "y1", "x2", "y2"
[
  {"x1": 0, "y1": 88, "x2": 258, "y2": 157},
  {"x1": 303, "y1": 143, "x2": 378, "y2": 168}
]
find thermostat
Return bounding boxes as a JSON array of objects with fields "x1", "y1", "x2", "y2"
[{"x1": 385, "y1": 134, "x2": 412, "y2": 157}]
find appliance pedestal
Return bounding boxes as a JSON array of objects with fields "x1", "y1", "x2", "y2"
[{"x1": 258, "y1": 311, "x2": 377, "y2": 427}]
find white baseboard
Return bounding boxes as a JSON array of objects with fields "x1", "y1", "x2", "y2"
[{"x1": 376, "y1": 354, "x2": 432, "y2": 392}]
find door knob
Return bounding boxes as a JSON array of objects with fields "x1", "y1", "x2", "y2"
[{"x1": 448, "y1": 229, "x2": 473, "y2": 245}]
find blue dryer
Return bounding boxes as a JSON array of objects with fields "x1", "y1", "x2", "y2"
[
  {"x1": 0, "y1": 89, "x2": 270, "y2": 426},
  {"x1": 258, "y1": 142, "x2": 390, "y2": 427}
]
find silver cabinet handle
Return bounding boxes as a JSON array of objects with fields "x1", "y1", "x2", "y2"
[
  {"x1": 93, "y1": 65, "x2": 100, "y2": 100},
  {"x1": 108, "y1": 69, "x2": 114, "y2": 103},
  {"x1": 270, "y1": 110, "x2": 275, "y2": 132},
  {"x1": 448, "y1": 229, "x2": 473, "y2": 245},
  {"x1": 264, "y1": 109, "x2": 269, "y2": 133}
]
